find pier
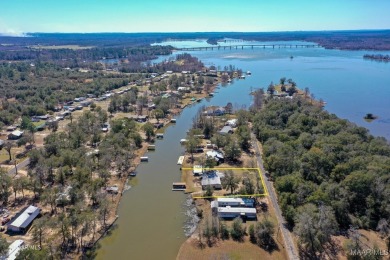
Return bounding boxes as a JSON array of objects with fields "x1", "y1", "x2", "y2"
[{"x1": 176, "y1": 44, "x2": 320, "y2": 51}]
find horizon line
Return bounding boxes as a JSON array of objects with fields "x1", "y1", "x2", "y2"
[{"x1": 1, "y1": 28, "x2": 390, "y2": 36}]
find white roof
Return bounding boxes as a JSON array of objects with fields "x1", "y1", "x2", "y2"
[
  {"x1": 217, "y1": 198, "x2": 245, "y2": 203},
  {"x1": 218, "y1": 207, "x2": 256, "y2": 214},
  {"x1": 8, "y1": 205, "x2": 40, "y2": 229},
  {"x1": 10, "y1": 130, "x2": 23, "y2": 136},
  {"x1": 193, "y1": 165, "x2": 203, "y2": 173},
  {"x1": 6, "y1": 240, "x2": 24, "y2": 260},
  {"x1": 206, "y1": 150, "x2": 224, "y2": 159}
]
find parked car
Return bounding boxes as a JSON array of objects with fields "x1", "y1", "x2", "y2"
[{"x1": 1, "y1": 217, "x2": 10, "y2": 225}]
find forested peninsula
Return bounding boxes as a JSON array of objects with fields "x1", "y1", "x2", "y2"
[{"x1": 252, "y1": 98, "x2": 390, "y2": 256}]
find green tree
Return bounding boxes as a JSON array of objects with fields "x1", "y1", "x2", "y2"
[
  {"x1": 185, "y1": 136, "x2": 200, "y2": 163},
  {"x1": 230, "y1": 217, "x2": 245, "y2": 241},
  {"x1": 0, "y1": 234, "x2": 9, "y2": 256},
  {"x1": 256, "y1": 218, "x2": 276, "y2": 250},
  {"x1": 224, "y1": 139, "x2": 242, "y2": 162},
  {"x1": 222, "y1": 170, "x2": 239, "y2": 194},
  {"x1": 142, "y1": 122, "x2": 155, "y2": 141}
]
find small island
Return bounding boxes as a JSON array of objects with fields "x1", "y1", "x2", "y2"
[{"x1": 363, "y1": 54, "x2": 390, "y2": 62}]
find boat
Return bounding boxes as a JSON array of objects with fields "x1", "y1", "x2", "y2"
[
  {"x1": 246, "y1": 71, "x2": 251, "y2": 75},
  {"x1": 180, "y1": 139, "x2": 188, "y2": 144},
  {"x1": 172, "y1": 182, "x2": 186, "y2": 191},
  {"x1": 196, "y1": 98, "x2": 202, "y2": 102},
  {"x1": 156, "y1": 133, "x2": 164, "y2": 139},
  {"x1": 208, "y1": 93, "x2": 214, "y2": 97},
  {"x1": 227, "y1": 79, "x2": 232, "y2": 83},
  {"x1": 140, "y1": 156, "x2": 149, "y2": 162},
  {"x1": 170, "y1": 118, "x2": 177, "y2": 123},
  {"x1": 177, "y1": 156, "x2": 184, "y2": 165},
  {"x1": 240, "y1": 75, "x2": 246, "y2": 79},
  {"x1": 129, "y1": 172, "x2": 137, "y2": 177}
]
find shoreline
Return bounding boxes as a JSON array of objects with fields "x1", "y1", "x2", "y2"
[{"x1": 86, "y1": 73, "x2": 223, "y2": 255}]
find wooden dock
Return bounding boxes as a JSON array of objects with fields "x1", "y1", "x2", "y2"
[{"x1": 177, "y1": 44, "x2": 320, "y2": 51}]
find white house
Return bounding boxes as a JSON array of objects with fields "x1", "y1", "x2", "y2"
[
  {"x1": 213, "y1": 198, "x2": 255, "y2": 208},
  {"x1": 206, "y1": 150, "x2": 224, "y2": 163},
  {"x1": 7, "y1": 206, "x2": 40, "y2": 232},
  {"x1": 217, "y1": 206, "x2": 257, "y2": 219}
]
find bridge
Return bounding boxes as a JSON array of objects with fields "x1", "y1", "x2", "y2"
[{"x1": 176, "y1": 44, "x2": 321, "y2": 51}]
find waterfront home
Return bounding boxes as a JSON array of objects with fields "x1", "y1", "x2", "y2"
[
  {"x1": 7, "y1": 205, "x2": 40, "y2": 232},
  {"x1": 217, "y1": 207, "x2": 257, "y2": 219},
  {"x1": 218, "y1": 125, "x2": 234, "y2": 135},
  {"x1": 8, "y1": 130, "x2": 24, "y2": 140},
  {"x1": 206, "y1": 150, "x2": 224, "y2": 163},
  {"x1": 201, "y1": 171, "x2": 222, "y2": 190},
  {"x1": 213, "y1": 198, "x2": 255, "y2": 208},
  {"x1": 203, "y1": 106, "x2": 226, "y2": 116}
]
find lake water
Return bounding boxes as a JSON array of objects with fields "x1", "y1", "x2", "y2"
[{"x1": 96, "y1": 40, "x2": 390, "y2": 260}]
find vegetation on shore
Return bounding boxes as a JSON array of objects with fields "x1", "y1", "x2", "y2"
[{"x1": 251, "y1": 95, "x2": 390, "y2": 258}]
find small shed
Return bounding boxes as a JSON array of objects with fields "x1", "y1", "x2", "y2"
[
  {"x1": 218, "y1": 126, "x2": 233, "y2": 135},
  {"x1": 7, "y1": 206, "x2": 40, "y2": 232}
]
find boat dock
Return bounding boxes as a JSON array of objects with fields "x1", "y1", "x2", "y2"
[
  {"x1": 172, "y1": 182, "x2": 186, "y2": 191},
  {"x1": 177, "y1": 44, "x2": 320, "y2": 51},
  {"x1": 156, "y1": 133, "x2": 164, "y2": 139},
  {"x1": 177, "y1": 156, "x2": 184, "y2": 165},
  {"x1": 147, "y1": 145, "x2": 156, "y2": 150},
  {"x1": 140, "y1": 156, "x2": 149, "y2": 162}
]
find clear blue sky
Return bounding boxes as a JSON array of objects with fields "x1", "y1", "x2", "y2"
[{"x1": 1, "y1": 0, "x2": 390, "y2": 35}]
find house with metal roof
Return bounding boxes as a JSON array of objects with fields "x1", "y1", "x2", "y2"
[
  {"x1": 201, "y1": 171, "x2": 222, "y2": 190},
  {"x1": 217, "y1": 206, "x2": 257, "y2": 219},
  {"x1": 8, "y1": 130, "x2": 24, "y2": 140},
  {"x1": 218, "y1": 125, "x2": 233, "y2": 135},
  {"x1": 7, "y1": 205, "x2": 40, "y2": 232}
]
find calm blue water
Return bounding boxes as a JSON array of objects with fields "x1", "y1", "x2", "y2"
[{"x1": 154, "y1": 40, "x2": 390, "y2": 140}]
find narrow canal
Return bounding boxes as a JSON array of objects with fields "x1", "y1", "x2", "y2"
[{"x1": 96, "y1": 80, "x2": 252, "y2": 259}]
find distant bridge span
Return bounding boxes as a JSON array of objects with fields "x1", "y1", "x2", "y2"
[{"x1": 176, "y1": 44, "x2": 321, "y2": 51}]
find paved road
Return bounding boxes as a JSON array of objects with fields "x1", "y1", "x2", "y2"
[
  {"x1": 7, "y1": 158, "x2": 30, "y2": 175},
  {"x1": 251, "y1": 133, "x2": 299, "y2": 260}
]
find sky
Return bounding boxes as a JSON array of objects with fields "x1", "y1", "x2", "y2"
[{"x1": 1, "y1": 0, "x2": 390, "y2": 35}]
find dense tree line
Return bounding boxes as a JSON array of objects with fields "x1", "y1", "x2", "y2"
[
  {"x1": 0, "y1": 109, "x2": 144, "y2": 258},
  {"x1": 251, "y1": 98, "x2": 390, "y2": 257}
]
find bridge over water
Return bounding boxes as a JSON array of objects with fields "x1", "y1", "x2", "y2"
[{"x1": 177, "y1": 44, "x2": 321, "y2": 51}]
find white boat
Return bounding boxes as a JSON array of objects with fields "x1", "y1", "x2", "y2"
[
  {"x1": 246, "y1": 71, "x2": 251, "y2": 75},
  {"x1": 177, "y1": 156, "x2": 184, "y2": 165},
  {"x1": 180, "y1": 139, "x2": 188, "y2": 144},
  {"x1": 240, "y1": 75, "x2": 246, "y2": 79}
]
